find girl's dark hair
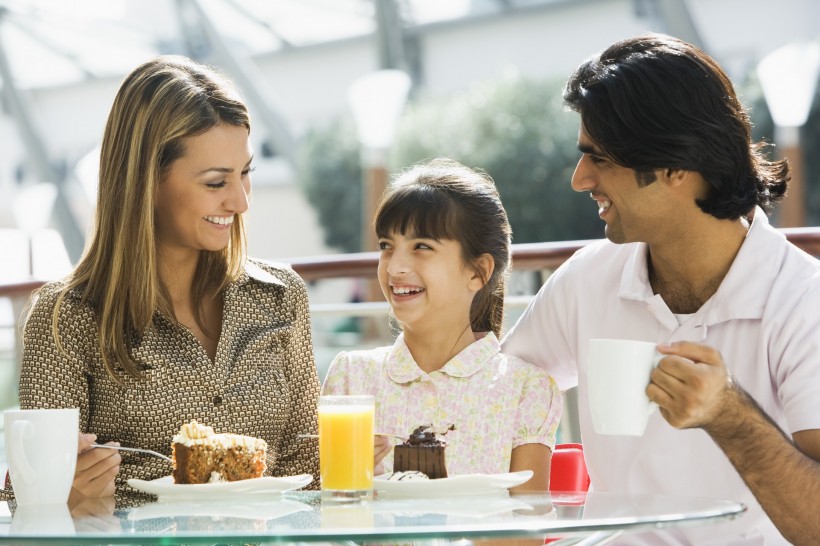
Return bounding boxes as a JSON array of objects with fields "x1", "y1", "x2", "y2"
[
  {"x1": 374, "y1": 158, "x2": 512, "y2": 337},
  {"x1": 563, "y1": 33, "x2": 789, "y2": 219}
]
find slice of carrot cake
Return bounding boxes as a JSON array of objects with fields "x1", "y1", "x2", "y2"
[{"x1": 171, "y1": 420, "x2": 267, "y2": 484}]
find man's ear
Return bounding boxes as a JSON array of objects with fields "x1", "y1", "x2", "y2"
[
  {"x1": 469, "y1": 254, "x2": 495, "y2": 292},
  {"x1": 663, "y1": 168, "x2": 710, "y2": 201},
  {"x1": 663, "y1": 168, "x2": 690, "y2": 188}
]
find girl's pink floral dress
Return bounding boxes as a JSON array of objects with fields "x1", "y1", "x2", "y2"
[{"x1": 322, "y1": 332, "x2": 562, "y2": 475}]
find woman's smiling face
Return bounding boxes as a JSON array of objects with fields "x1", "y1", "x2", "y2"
[{"x1": 154, "y1": 123, "x2": 253, "y2": 259}]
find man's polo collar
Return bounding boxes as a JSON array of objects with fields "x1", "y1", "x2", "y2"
[
  {"x1": 618, "y1": 207, "x2": 782, "y2": 324},
  {"x1": 387, "y1": 331, "x2": 499, "y2": 384},
  {"x1": 700, "y1": 208, "x2": 784, "y2": 323}
]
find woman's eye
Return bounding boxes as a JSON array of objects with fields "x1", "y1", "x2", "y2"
[
  {"x1": 242, "y1": 166, "x2": 256, "y2": 176},
  {"x1": 415, "y1": 243, "x2": 433, "y2": 250},
  {"x1": 378, "y1": 241, "x2": 390, "y2": 250},
  {"x1": 206, "y1": 181, "x2": 227, "y2": 189}
]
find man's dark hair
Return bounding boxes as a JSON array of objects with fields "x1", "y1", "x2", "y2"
[{"x1": 563, "y1": 33, "x2": 789, "y2": 219}]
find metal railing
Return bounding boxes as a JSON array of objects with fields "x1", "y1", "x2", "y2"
[{"x1": 2, "y1": 227, "x2": 820, "y2": 302}]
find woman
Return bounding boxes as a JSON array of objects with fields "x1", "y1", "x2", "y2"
[{"x1": 5, "y1": 56, "x2": 319, "y2": 499}]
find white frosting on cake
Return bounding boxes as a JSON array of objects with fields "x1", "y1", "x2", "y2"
[
  {"x1": 387, "y1": 471, "x2": 430, "y2": 481},
  {"x1": 172, "y1": 420, "x2": 267, "y2": 450},
  {"x1": 175, "y1": 420, "x2": 215, "y2": 440}
]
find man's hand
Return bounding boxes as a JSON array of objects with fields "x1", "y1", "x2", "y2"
[
  {"x1": 72, "y1": 432, "x2": 120, "y2": 498},
  {"x1": 647, "y1": 341, "x2": 820, "y2": 545},
  {"x1": 647, "y1": 341, "x2": 734, "y2": 430}
]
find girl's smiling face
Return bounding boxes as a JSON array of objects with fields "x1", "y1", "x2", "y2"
[{"x1": 377, "y1": 231, "x2": 484, "y2": 334}]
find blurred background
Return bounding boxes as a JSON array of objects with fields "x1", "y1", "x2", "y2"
[{"x1": 0, "y1": 0, "x2": 819, "y2": 449}]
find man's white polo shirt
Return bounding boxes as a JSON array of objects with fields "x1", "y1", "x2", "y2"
[{"x1": 503, "y1": 208, "x2": 820, "y2": 545}]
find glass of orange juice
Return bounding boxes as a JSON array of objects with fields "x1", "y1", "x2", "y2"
[{"x1": 318, "y1": 395, "x2": 375, "y2": 502}]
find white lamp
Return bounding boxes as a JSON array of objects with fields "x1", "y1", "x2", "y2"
[
  {"x1": 348, "y1": 69, "x2": 411, "y2": 162},
  {"x1": 347, "y1": 69, "x2": 412, "y2": 253},
  {"x1": 757, "y1": 42, "x2": 820, "y2": 145},
  {"x1": 757, "y1": 41, "x2": 820, "y2": 227},
  {"x1": 347, "y1": 68, "x2": 412, "y2": 317}
]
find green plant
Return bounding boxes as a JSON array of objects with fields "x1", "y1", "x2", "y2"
[{"x1": 297, "y1": 117, "x2": 364, "y2": 253}]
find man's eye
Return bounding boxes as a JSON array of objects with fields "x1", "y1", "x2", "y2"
[{"x1": 588, "y1": 154, "x2": 606, "y2": 164}]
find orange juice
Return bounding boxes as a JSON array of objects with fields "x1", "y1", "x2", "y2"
[{"x1": 318, "y1": 396, "x2": 374, "y2": 494}]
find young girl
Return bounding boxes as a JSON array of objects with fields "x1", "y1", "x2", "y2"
[{"x1": 322, "y1": 158, "x2": 562, "y2": 491}]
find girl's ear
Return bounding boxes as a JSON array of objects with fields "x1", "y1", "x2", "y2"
[{"x1": 468, "y1": 253, "x2": 495, "y2": 292}]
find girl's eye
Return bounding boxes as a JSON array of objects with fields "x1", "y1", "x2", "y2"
[
  {"x1": 415, "y1": 242, "x2": 433, "y2": 250},
  {"x1": 206, "y1": 181, "x2": 227, "y2": 189}
]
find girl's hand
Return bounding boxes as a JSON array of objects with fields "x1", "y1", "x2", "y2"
[
  {"x1": 73, "y1": 432, "x2": 120, "y2": 498},
  {"x1": 374, "y1": 435, "x2": 392, "y2": 475}
]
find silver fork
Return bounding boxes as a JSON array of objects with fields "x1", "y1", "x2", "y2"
[{"x1": 92, "y1": 444, "x2": 172, "y2": 462}]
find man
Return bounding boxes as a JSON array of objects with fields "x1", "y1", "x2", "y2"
[{"x1": 502, "y1": 34, "x2": 820, "y2": 545}]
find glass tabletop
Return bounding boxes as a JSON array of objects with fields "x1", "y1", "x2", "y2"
[{"x1": 0, "y1": 490, "x2": 745, "y2": 544}]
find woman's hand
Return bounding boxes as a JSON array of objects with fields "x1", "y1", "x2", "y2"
[
  {"x1": 374, "y1": 435, "x2": 392, "y2": 475},
  {"x1": 72, "y1": 432, "x2": 120, "y2": 498}
]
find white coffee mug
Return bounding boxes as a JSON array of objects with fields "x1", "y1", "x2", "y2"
[
  {"x1": 587, "y1": 339, "x2": 661, "y2": 436},
  {"x1": 4, "y1": 408, "x2": 79, "y2": 505}
]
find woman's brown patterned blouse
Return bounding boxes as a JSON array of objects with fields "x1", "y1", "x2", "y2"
[{"x1": 3, "y1": 259, "x2": 320, "y2": 497}]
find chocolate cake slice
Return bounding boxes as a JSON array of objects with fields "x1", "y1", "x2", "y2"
[{"x1": 393, "y1": 425, "x2": 453, "y2": 479}]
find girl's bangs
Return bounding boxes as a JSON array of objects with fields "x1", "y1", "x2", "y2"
[{"x1": 375, "y1": 186, "x2": 460, "y2": 240}]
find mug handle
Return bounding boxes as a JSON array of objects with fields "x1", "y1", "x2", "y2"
[{"x1": 10, "y1": 420, "x2": 37, "y2": 485}]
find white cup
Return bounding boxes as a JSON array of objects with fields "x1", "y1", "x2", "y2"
[
  {"x1": 4, "y1": 408, "x2": 79, "y2": 505},
  {"x1": 587, "y1": 339, "x2": 660, "y2": 436}
]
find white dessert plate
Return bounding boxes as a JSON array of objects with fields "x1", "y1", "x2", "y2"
[
  {"x1": 374, "y1": 470, "x2": 533, "y2": 497},
  {"x1": 127, "y1": 474, "x2": 313, "y2": 500}
]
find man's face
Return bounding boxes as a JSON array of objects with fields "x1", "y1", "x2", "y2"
[{"x1": 571, "y1": 125, "x2": 666, "y2": 244}]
